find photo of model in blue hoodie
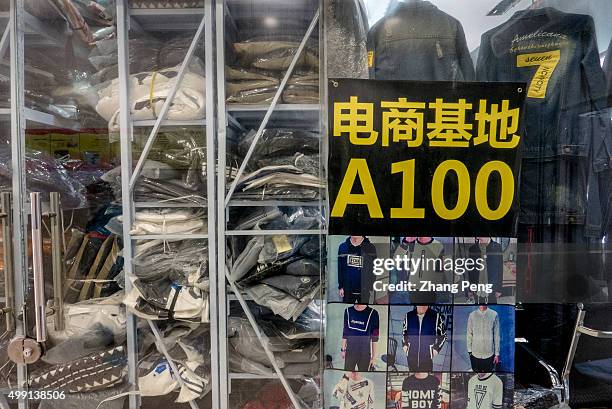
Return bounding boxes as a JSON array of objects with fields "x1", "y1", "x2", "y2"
[{"x1": 338, "y1": 236, "x2": 378, "y2": 304}]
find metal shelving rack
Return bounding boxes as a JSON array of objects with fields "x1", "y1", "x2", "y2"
[
  {"x1": 3, "y1": 1, "x2": 328, "y2": 408},
  {"x1": 215, "y1": 1, "x2": 326, "y2": 408},
  {"x1": 116, "y1": 1, "x2": 218, "y2": 409},
  {"x1": 4, "y1": 2, "x2": 103, "y2": 408}
]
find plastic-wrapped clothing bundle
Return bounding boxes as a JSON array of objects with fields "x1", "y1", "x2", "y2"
[
  {"x1": 244, "y1": 282, "x2": 320, "y2": 320},
  {"x1": 234, "y1": 164, "x2": 324, "y2": 199},
  {"x1": 124, "y1": 208, "x2": 207, "y2": 235},
  {"x1": 234, "y1": 41, "x2": 319, "y2": 71},
  {"x1": 137, "y1": 322, "x2": 211, "y2": 402},
  {"x1": 283, "y1": 72, "x2": 320, "y2": 104},
  {"x1": 0, "y1": 146, "x2": 87, "y2": 209},
  {"x1": 44, "y1": 294, "x2": 126, "y2": 364},
  {"x1": 133, "y1": 239, "x2": 208, "y2": 284},
  {"x1": 130, "y1": 0, "x2": 205, "y2": 7},
  {"x1": 226, "y1": 67, "x2": 319, "y2": 104},
  {"x1": 106, "y1": 208, "x2": 207, "y2": 236},
  {"x1": 124, "y1": 274, "x2": 209, "y2": 322},
  {"x1": 237, "y1": 129, "x2": 319, "y2": 164},
  {"x1": 90, "y1": 37, "x2": 162, "y2": 85},
  {"x1": 228, "y1": 317, "x2": 319, "y2": 364},
  {"x1": 103, "y1": 159, "x2": 208, "y2": 206},
  {"x1": 159, "y1": 35, "x2": 206, "y2": 72},
  {"x1": 95, "y1": 63, "x2": 206, "y2": 130}
]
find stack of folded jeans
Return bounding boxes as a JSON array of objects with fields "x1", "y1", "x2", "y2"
[
  {"x1": 231, "y1": 129, "x2": 323, "y2": 201},
  {"x1": 227, "y1": 40, "x2": 319, "y2": 104}
]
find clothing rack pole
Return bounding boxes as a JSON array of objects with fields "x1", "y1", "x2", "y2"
[
  {"x1": 9, "y1": 1, "x2": 29, "y2": 407},
  {"x1": 116, "y1": 1, "x2": 140, "y2": 407},
  {"x1": 129, "y1": 16, "x2": 206, "y2": 191},
  {"x1": 203, "y1": 1, "x2": 220, "y2": 408},
  {"x1": 223, "y1": 9, "x2": 320, "y2": 206}
]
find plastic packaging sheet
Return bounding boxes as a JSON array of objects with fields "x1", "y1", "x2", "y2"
[
  {"x1": 137, "y1": 323, "x2": 211, "y2": 402},
  {"x1": 44, "y1": 295, "x2": 127, "y2": 364},
  {"x1": 95, "y1": 62, "x2": 206, "y2": 130},
  {"x1": 238, "y1": 129, "x2": 319, "y2": 166},
  {"x1": 90, "y1": 37, "x2": 162, "y2": 85},
  {"x1": 109, "y1": 208, "x2": 207, "y2": 235},
  {"x1": 234, "y1": 40, "x2": 319, "y2": 72},
  {"x1": 228, "y1": 316, "x2": 320, "y2": 370},
  {"x1": 133, "y1": 238, "x2": 208, "y2": 284},
  {"x1": 0, "y1": 146, "x2": 87, "y2": 209}
]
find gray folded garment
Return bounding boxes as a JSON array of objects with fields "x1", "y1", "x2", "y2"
[
  {"x1": 281, "y1": 361, "x2": 320, "y2": 377},
  {"x1": 275, "y1": 342, "x2": 320, "y2": 366},
  {"x1": 244, "y1": 283, "x2": 320, "y2": 321},
  {"x1": 232, "y1": 208, "x2": 283, "y2": 231},
  {"x1": 261, "y1": 274, "x2": 320, "y2": 300},
  {"x1": 231, "y1": 237, "x2": 264, "y2": 282}
]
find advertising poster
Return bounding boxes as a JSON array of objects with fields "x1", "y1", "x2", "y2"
[{"x1": 325, "y1": 79, "x2": 525, "y2": 409}]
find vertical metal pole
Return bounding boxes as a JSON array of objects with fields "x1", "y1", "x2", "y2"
[
  {"x1": 215, "y1": 1, "x2": 229, "y2": 407},
  {"x1": 561, "y1": 303, "x2": 586, "y2": 402},
  {"x1": 9, "y1": 0, "x2": 29, "y2": 405},
  {"x1": 1, "y1": 193, "x2": 14, "y2": 332},
  {"x1": 204, "y1": 1, "x2": 219, "y2": 408},
  {"x1": 49, "y1": 192, "x2": 64, "y2": 331},
  {"x1": 318, "y1": 3, "x2": 327, "y2": 408},
  {"x1": 29, "y1": 192, "x2": 45, "y2": 343},
  {"x1": 116, "y1": 2, "x2": 139, "y2": 408}
]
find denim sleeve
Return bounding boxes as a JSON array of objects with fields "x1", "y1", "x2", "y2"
[
  {"x1": 455, "y1": 20, "x2": 475, "y2": 81},
  {"x1": 475, "y1": 32, "x2": 495, "y2": 81},
  {"x1": 581, "y1": 17, "x2": 612, "y2": 236}
]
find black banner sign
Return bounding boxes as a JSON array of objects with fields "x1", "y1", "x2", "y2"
[{"x1": 328, "y1": 79, "x2": 526, "y2": 236}]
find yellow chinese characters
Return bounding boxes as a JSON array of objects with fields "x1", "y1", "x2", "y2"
[
  {"x1": 333, "y1": 96, "x2": 521, "y2": 149},
  {"x1": 381, "y1": 98, "x2": 426, "y2": 147},
  {"x1": 333, "y1": 96, "x2": 378, "y2": 145},
  {"x1": 474, "y1": 100, "x2": 520, "y2": 148},
  {"x1": 427, "y1": 98, "x2": 473, "y2": 147}
]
